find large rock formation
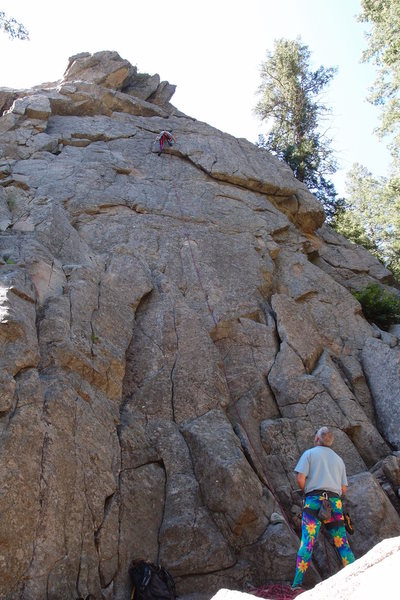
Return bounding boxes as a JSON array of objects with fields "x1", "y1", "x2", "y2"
[{"x1": 0, "y1": 51, "x2": 399, "y2": 599}]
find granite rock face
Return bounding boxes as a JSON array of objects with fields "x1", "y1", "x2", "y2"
[
  {"x1": 362, "y1": 338, "x2": 400, "y2": 450},
  {"x1": 0, "y1": 51, "x2": 399, "y2": 599}
]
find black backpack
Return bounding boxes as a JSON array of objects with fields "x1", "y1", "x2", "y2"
[{"x1": 129, "y1": 560, "x2": 176, "y2": 600}]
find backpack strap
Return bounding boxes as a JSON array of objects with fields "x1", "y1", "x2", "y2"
[
  {"x1": 129, "y1": 560, "x2": 153, "y2": 600},
  {"x1": 159, "y1": 567, "x2": 176, "y2": 598}
]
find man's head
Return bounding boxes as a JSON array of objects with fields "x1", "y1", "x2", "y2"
[{"x1": 315, "y1": 426, "x2": 334, "y2": 447}]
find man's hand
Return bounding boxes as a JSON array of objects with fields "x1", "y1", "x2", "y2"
[
  {"x1": 297, "y1": 472, "x2": 306, "y2": 491},
  {"x1": 341, "y1": 485, "x2": 347, "y2": 495}
]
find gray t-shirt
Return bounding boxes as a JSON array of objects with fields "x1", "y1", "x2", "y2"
[{"x1": 295, "y1": 445, "x2": 348, "y2": 496}]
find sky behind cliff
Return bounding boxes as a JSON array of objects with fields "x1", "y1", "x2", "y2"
[{"x1": 1, "y1": 0, "x2": 390, "y2": 196}]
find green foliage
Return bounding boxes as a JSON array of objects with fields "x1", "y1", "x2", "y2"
[
  {"x1": 332, "y1": 163, "x2": 400, "y2": 280},
  {"x1": 339, "y1": 3, "x2": 400, "y2": 283},
  {"x1": 359, "y1": 0, "x2": 400, "y2": 164},
  {"x1": 134, "y1": 72, "x2": 152, "y2": 81},
  {"x1": 0, "y1": 10, "x2": 29, "y2": 40},
  {"x1": 1, "y1": 255, "x2": 16, "y2": 265},
  {"x1": 333, "y1": 207, "x2": 378, "y2": 252},
  {"x1": 352, "y1": 283, "x2": 400, "y2": 329},
  {"x1": 255, "y1": 38, "x2": 340, "y2": 218}
]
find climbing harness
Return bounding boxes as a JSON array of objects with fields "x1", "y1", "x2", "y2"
[{"x1": 302, "y1": 491, "x2": 351, "y2": 565}]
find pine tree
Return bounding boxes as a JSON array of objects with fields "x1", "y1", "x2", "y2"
[
  {"x1": 255, "y1": 38, "x2": 339, "y2": 218},
  {"x1": 359, "y1": 0, "x2": 400, "y2": 163},
  {"x1": 0, "y1": 10, "x2": 29, "y2": 40},
  {"x1": 334, "y1": 0, "x2": 400, "y2": 282},
  {"x1": 333, "y1": 163, "x2": 400, "y2": 280}
]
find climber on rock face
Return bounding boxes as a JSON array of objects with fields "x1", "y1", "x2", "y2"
[
  {"x1": 291, "y1": 426, "x2": 355, "y2": 591},
  {"x1": 156, "y1": 130, "x2": 175, "y2": 156}
]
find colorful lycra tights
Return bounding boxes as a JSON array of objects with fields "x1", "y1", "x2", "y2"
[{"x1": 292, "y1": 494, "x2": 355, "y2": 587}]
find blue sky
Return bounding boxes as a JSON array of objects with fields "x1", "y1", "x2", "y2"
[{"x1": 0, "y1": 0, "x2": 390, "y2": 196}]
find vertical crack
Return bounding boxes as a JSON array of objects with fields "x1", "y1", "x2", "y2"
[
  {"x1": 47, "y1": 259, "x2": 55, "y2": 292},
  {"x1": 90, "y1": 276, "x2": 102, "y2": 357},
  {"x1": 75, "y1": 510, "x2": 86, "y2": 600},
  {"x1": 19, "y1": 428, "x2": 51, "y2": 599},
  {"x1": 71, "y1": 398, "x2": 85, "y2": 599},
  {"x1": 170, "y1": 307, "x2": 178, "y2": 422},
  {"x1": 95, "y1": 492, "x2": 116, "y2": 588},
  {"x1": 156, "y1": 459, "x2": 167, "y2": 565},
  {"x1": 116, "y1": 287, "x2": 153, "y2": 586}
]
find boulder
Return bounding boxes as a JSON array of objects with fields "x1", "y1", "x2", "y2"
[
  {"x1": 271, "y1": 294, "x2": 323, "y2": 372},
  {"x1": 315, "y1": 224, "x2": 393, "y2": 289},
  {"x1": 362, "y1": 337, "x2": 400, "y2": 450},
  {"x1": 181, "y1": 409, "x2": 271, "y2": 548},
  {"x1": 344, "y1": 471, "x2": 400, "y2": 557},
  {"x1": 63, "y1": 51, "x2": 138, "y2": 91}
]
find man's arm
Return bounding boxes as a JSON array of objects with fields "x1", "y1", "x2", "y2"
[
  {"x1": 341, "y1": 458, "x2": 348, "y2": 496},
  {"x1": 297, "y1": 472, "x2": 306, "y2": 492}
]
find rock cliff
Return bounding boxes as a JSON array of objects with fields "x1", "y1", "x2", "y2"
[{"x1": 0, "y1": 51, "x2": 399, "y2": 600}]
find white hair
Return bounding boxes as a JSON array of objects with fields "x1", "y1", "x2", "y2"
[{"x1": 316, "y1": 426, "x2": 334, "y2": 447}]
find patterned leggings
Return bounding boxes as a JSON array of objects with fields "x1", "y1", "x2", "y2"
[{"x1": 292, "y1": 494, "x2": 355, "y2": 587}]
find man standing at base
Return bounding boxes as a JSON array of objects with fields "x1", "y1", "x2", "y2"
[{"x1": 291, "y1": 426, "x2": 355, "y2": 590}]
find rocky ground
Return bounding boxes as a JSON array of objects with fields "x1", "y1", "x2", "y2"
[
  {"x1": 0, "y1": 51, "x2": 399, "y2": 600},
  {"x1": 212, "y1": 535, "x2": 400, "y2": 599}
]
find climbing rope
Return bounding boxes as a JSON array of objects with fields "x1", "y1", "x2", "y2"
[
  {"x1": 248, "y1": 582, "x2": 304, "y2": 599},
  {"x1": 166, "y1": 150, "x2": 299, "y2": 539},
  {"x1": 158, "y1": 146, "x2": 348, "y2": 590}
]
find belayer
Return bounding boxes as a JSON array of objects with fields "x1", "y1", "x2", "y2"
[
  {"x1": 291, "y1": 426, "x2": 355, "y2": 591},
  {"x1": 156, "y1": 131, "x2": 175, "y2": 156}
]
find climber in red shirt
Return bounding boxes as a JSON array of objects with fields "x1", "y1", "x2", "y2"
[{"x1": 157, "y1": 130, "x2": 175, "y2": 156}]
